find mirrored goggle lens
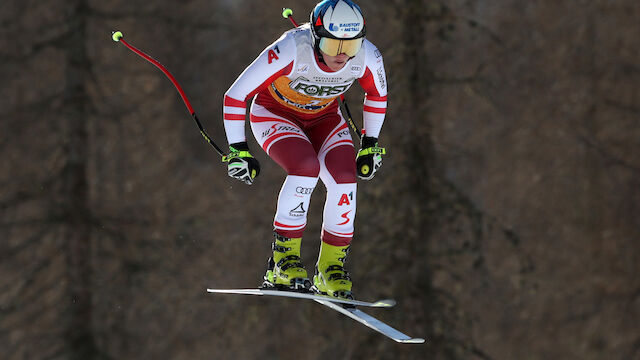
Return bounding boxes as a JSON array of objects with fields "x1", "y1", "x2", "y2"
[{"x1": 318, "y1": 37, "x2": 363, "y2": 57}]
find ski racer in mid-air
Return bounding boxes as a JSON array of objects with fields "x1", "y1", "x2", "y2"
[{"x1": 222, "y1": 0, "x2": 387, "y2": 300}]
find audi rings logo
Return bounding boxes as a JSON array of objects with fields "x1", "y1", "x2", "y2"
[{"x1": 295, "y1": 187, "x2": 313, "y2": 195}]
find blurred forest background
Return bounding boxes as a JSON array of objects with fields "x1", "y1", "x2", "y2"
[{"x1": 1, "y1": 0, "x2": 639, "y2": 359}]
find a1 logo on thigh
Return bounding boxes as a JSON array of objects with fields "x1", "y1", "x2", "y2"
[{"x1": 337, "y1": 192, "x2": 354, "y2": 206}]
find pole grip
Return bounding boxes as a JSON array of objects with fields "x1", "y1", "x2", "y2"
[{"x1": 282, "y1": 8, "x2": 299, "y2": 27}]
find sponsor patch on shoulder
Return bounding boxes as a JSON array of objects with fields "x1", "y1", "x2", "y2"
[{"x1": 377, "y1": 67, "x2": 386, "y2": 89}]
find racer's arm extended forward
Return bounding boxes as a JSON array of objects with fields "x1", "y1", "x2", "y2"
[
  {"x1": 356, "y1": 41, "x2": 388, "y2": 180},
  {"x1": 222, "y1": 33, "x2": 295, "y2": 184}
]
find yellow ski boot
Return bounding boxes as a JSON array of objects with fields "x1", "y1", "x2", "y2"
[
  {"x1": 312, "y1": 241, "x2": 353, "y2": 299},
  {"x1": 262, "y1": 233, "x2": 312, "y2": 291}
]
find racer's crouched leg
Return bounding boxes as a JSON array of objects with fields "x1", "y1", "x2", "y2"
[
  {"x1": 268, "y1": 137, "x2": 320, "y2": 239},
  {"x1": 320, "y1": 144, "x2": 357, "y2": 247},
  {"x1": 314, "y1": 144, "x2": 357, "y2": 298},
  {"x1": 260, "y1": 137, "x2": 320, "y2": 291}
]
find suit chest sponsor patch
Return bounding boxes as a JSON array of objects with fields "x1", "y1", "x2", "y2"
[{"x1": 289, "y1": 76, "x2": 355, "y2": 98}]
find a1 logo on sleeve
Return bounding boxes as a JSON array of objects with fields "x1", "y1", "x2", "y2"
[{"x1": 268, "y1": 45, "x2": 281, "y2": 64}]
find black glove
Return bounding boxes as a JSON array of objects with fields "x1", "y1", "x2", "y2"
[
  {"x1": 222, "y1": 142, "x2": 261, "y2": 185},
  {"x1": 356, "y1": 136, "x2": 386, "y2": 180}
]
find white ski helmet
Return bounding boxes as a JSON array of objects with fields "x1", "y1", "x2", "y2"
[{"x1": 310, "y1": 0, "x2": 366, "y2": 57}]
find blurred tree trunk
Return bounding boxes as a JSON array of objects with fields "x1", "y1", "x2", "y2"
[{"x1": 59, "y1": 0, "x2": 96, "y2": 358}]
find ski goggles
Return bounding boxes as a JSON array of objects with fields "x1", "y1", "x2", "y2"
[{"x1": 318, "y1": 37, "x2": 364, "y2": 57}]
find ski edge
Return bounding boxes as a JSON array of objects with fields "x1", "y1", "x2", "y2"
[
  {"x1": 206, "y1": 288, "x2": 396, "y2": 308},
  {"x1": 314, "y1": 299, "x2": 426, "y2": 344}
]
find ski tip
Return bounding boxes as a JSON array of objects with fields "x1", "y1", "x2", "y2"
[
  {"x1": 205, "y1": 288, "x2": 255, "y2": 293},
  {"x1": 373, "y1": 299, "x2": 397, "y2": 307},
  {"x1": 398, "y1": 337, "x2": 426, "y2": 344}
]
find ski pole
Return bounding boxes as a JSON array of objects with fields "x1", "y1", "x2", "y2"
[
  {"x1": 111, "y1": 31, "x2": 227, "y2": 157},
  {"x1": 281, "y1": 8, "x2": 363, "y2": 137}
]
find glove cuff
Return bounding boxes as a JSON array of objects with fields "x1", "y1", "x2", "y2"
[
  {"x1": 223, "y1": 142, "x2": 253, "y2": 162},
  {"x1": 357, "y1": 136, "x2": 386, "y2": 157},
  {"x1": 229, "y1": 141, "x2": 250, "y2": 152},
  {"x1": 361, "y1": 136, "x2": 378, "y2": 148}
]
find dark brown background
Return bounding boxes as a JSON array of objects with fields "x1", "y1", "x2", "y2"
[{"x1": 1, "y1": 0, "x2": 638, "y2": 359}]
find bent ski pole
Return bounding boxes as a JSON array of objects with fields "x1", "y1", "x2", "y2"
[
  {"x1": 111, "y1": 31, "x2": 227, "y2": 157},
  {"x1": 281, "y1": 9, "x2": 363, "y2": 137}
]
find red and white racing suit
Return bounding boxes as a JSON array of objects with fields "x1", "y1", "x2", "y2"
[{"x1": 223, "y1": 24, "x2": 387, "y2": 246}]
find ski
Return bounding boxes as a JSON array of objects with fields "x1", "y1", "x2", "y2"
[
  {"x1": 206, "y1": 288, "x2": 396, "y2": 308},
  {"x1": 314, "y1": 299, "x2": 425, "y2": 344}
]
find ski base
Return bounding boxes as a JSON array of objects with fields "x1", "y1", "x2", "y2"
[
  {"x1": 315, "y1": 299, "x2": 425, "y2": 344},
  {"x1": 206, "y1": 288, "x2": 396, "y2": 308}
]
